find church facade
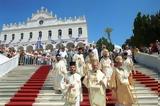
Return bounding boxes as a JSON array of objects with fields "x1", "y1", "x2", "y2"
[{"x1": 0, "y1": 7, "x2": 88, "y2": 51}]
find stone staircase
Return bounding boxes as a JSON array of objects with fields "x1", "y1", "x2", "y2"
[
  {"x1": 0, "y1": 66, "x2": 39, "y2": 106},
  {"x1": 131, "y1": 65, "x2": 159, "y2": 106},
  {"x1": 0, "y1": 65, "x2": 159, "y2": 106},
  {"x1": 33, "y1": 69, "x2": 65, "y2": 106}
]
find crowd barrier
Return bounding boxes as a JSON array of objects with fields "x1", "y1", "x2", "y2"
[
  {"x1": 135, "y1": 52, "x2": 160, "y2": 73},
  {"x1": 0, "y1": 54, "x2": 19, "y2": 77}
]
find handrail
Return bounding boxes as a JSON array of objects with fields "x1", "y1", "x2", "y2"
[
  {"x1": 135, "y1": 52, "x2": 160, "y2": 73},
  {"x1": 0, "y1": 54, "x2": 18, "y2": 65}
]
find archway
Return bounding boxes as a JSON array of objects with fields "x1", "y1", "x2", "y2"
[
  {"x1": 76, "y1": 42, "x2": 84, "y2": 48},
  {"x1": 46, "y1": 44, "x2": 53, "y2": 51},
  {"x1": 9, "y1": 47, "x2": 15, "y2": 52},
  {"x1": 56, "y1": 43, "x2": 64, "y2": 49},
  {"x1": 66, "y1": 42, "x2": 75, "y2": 49},
  {"x1": 26, "y1": 45, "x2": 33, "y2": 52},
  {"x1": 17, "y1": 46, "x2": 24, "y2": 52}
]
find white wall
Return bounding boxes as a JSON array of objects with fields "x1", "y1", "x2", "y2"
[
  {"x1": 0, "y1": 23, "x2": 87, "y2": 44},
  {"x1": 135, "y1": 52, "x2": 160, "y2": 73},
  {"x1": 0, "y1": 54, "x2": 19, "y2": 78}
]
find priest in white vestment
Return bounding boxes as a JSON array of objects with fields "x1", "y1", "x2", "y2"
[
  {"x1": 52, "y1": 54, "x2": 67, "y2": 93},
  {"x1": 123, "y1": 52, "x2": 135, "y2": 88},
  {"x1": 109, "y1": 56, "x2": 135, "y2": 106},
  {"x1": 83, "y1": 59, "x2": 107, "y2": 106},
  {"x1": 73, "y1": 47, "x2": 85, "y2": 77},
  {"x1": 100, "y1": 49, "x2": 113, "y2": 81},
  {"x1": 63, "y1": 62, "x2": 82, "y2": 106}
]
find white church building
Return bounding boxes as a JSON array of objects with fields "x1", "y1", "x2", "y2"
[{"x1": 0, "y1": 7, "x2": 88, "y2": 52}]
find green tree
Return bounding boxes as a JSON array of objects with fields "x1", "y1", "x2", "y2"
[
  {"x1": 105, "y1": 28, "x2": 113, "y2": 44},
  {"x1": 124, "y1": 11, "x2": 160, "y2": 47},
  {"x1": 96, "y1": 37, "x2": 114, "y2": 51}
]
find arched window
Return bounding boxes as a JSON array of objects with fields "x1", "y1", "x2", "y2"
[
  {"x1": 68, "y1": 28, "x2": 72, "y2": 36},
  {"x1": 4, "y1": 35, "x2": 7, "y2": 41},
  {"x1": 29, "y1": 32, "x2": 32, "y2": 39},
  {"x1": 21, "y1": 33, "x2": 24, "y2": 39},
  {"x1": 12, "y1": 34, "x2": 15, "y2": 40},
  {"x1": 48, "y1": 30, "x2": 52, "y2": 40},
  {"x1": 58, "y1": 29, "x2": 62, "y2": 39},
  {"x1": 39, "y1": 31, "x2": 42, "y2": 39},
  {"x1": 78, "y1": 28, "x2": 82, "y2": 36}
]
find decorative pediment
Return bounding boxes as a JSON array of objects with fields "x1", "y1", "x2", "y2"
[{"x1": 30, "y1": 7, "x2": 57, "y2": 21}]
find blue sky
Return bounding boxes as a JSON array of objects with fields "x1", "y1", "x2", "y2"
[{"x1": 0, "y1": 0, "x2": 159, "y2": 45}]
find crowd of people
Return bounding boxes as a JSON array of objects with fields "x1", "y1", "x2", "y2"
[
  {"x1": 139, "y1": 40, "x2": 160, "y2": 55},
  {"x1": 0, "y1": 44, "x2": 137, "y2": 106},
  {"x1": 50, "y1": 44, "x2": 136, "y2": 106},
  {"x1": 0, "y1": 47, "x2": 17, "y2": 58}
]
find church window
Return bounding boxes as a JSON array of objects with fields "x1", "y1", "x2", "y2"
[
  {"x1": 68, "y1": 28, "x2": 72, "y2": 37},
  {"x1": 4, "y1": 35, "x2": 7, "y2": 41},
  {"x1": 12, "y1": 34, "x2": 15, "y2": 40},
  {"x1": 58, "y1": 29, "x2": 62, "y2": 39},
  {"x1": 29, "y1": 32, "x2": 32, "y2": 39},
  {"x1": 48, "y1": 30, "x2": 52, "y2": 40},
  {"x1": 21, "y1": 33, "x2": 24, "y2": 39},
  {"x1": 39, "y1": 31, "x2": 42, "y2": 39},
  {"x1": 78, "y1": 28, "x2": 82, "y2": 36}
]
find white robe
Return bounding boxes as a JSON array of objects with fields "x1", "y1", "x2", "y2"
[
  {"x1": 52, "y1": 60, "x2": 67, "y2": 90},
  {"x1": 83, "y1": 70, "x2": 107, "y2": 106},
  {"x1": 73, "y1": 53, "x2": 85, "y2": 76},
  {"x1": 109, "y1": 67, "x2": 135, "y2": 105},
  {"x1": 123, "y1": 57, "x2": 134, "y2": 74},
  {"x1": 63, "y1": 72, "x2": 82, "y2": 106},
  {"x1": 92, "y1": 48, "x2": 99, "y2": 61},
  {"x1": 100, "y1": 57, "x2": 113, "y2": 81}
]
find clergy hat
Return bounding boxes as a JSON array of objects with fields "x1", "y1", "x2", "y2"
[
  {"x1": 78, "y1": 47, "x2": 83, "y2": 51},
  {"x1": 70, "y1": 61, "x2": 76, "y2": 66},
  {"x1": 115, "y1": 56, "x2": 123, "y2": 63},
  {"x1": 56, "y1": 53, "x2": 61, "y2": 57},
  {"x1": 123, "y1": 52, "x2": 128, "y2": 56}
]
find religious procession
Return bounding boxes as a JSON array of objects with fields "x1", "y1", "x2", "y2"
[{"x1": 51, "y1": 44, "x2": 136, "y2": 106}]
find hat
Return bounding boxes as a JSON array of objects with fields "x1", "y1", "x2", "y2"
[
  {"x1": 115, "y1": 56, "x2": 123, "y2": 63},
  {"x1": 123, "y1": 52, "x2": 128, "y2": 56},
  {"x1": 78, "y1": 47, "x2": 83, "y2": 51},
  {"x1": 103, "y1": 49, "x2": 109, "y2": 53},
  {"x1": 70, "y1": 61, "x2": 76, "y2": 66},
  {"x1": 56, "y1": 53, "x2": 61, "y2": 57}
]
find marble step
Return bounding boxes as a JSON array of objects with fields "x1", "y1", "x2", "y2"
[
  {"x1": 133, "y1": 93, "x2": 157, "y2": 96},
  {"x1": 132, "y1": 104, "x2": 158, "y2": 106},
  {"x1": 0, "y1": 83, "x2": 24, "y2": 86},
  {"x1": 33, "y1": 102, "x2": 65, "y2": 106}
]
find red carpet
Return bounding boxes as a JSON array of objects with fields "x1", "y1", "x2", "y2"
[
  {"x1": 5, "y1": 65, "x2": 51, "y2": 106},
  {"x1": 80, "y1": 85, "x2": 116, "y2": 106},
  {"x1": 132, "y1": 70, "x2": 159, "y2": 95}
]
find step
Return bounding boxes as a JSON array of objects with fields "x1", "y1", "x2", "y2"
[
  {"x1": 132, "y1": 89, "x2": 156, "y2": 94},
  {"x1": 10, "y1": 97, "x2": 36, "y2": 102},
  {"x1": 33, "y1": 102, "x2": 65, "y2": 106},
  {"x1": 133, "y1": 93, "x2": 157, "y2": 96},
  {"x1": 0, "y1": 83, "x2": 24, "y2": 86},
  {"x1": 35, "y1": 96, "x2": 63, "y2": 102},
  {"x1": 0, "y1": 86, "x2": 21, "y2": 88}
]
